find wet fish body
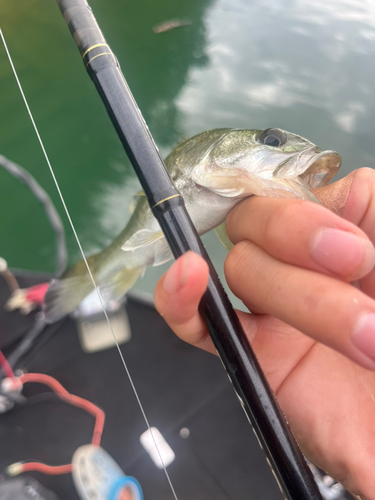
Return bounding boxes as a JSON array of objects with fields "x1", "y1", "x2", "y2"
[{"x1": 44, "y1": 128, "x2": 341, "y2": 322}]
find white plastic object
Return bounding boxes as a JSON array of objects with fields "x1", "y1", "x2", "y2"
[
  {"x1": 72, "y1": 445, "x2": 142, "y2": 500},
  {"x1": 139, "y1": 427, "x2": 175, "y2": 469},
  {"x1": 74, "y1": 291, "x2": 131, "y2": 353},
  {"x1": 0, "y1": 377, "x2": 23, "y2": 414}
]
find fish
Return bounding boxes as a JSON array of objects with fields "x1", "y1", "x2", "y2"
[
  {"x1": 44, "y1": 128, "x2": 341, "y2": 323},
  {"x1": 152, "y1": 19, "x2": 192, "y2": 34}
]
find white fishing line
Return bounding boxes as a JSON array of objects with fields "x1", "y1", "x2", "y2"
[{"x1": 0, "y1": 27, "x2": 179, "y2": 500}]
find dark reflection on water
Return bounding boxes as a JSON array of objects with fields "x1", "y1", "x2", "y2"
[
  {"x1": 0, "y1": 0, "x2": 375, "y2": 297},
  {"x1": 94, "y1": 0, "x2": 213, "y2": 146}
]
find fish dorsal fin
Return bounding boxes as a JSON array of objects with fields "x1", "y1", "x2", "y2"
[
  {"x1": 214, "y1": 222, "x2": 234, "y2": 251},
  {"x1": 153, "y1": 238, "x2": 173, "y2": 267},
  {"x1": 121, "y1": 229, "x2": 164, "y2": 251},
  {"x1": 128, "y1": 190, "x2": 146, "y2": 214}
]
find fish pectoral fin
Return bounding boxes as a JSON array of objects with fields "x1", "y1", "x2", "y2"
[
  {"x1": 99, "y1": 265, "x2": 145, "y2": 302},
  {"x1": 214, "y1": 222, "x2": 234, "y2": 251},
  {"x1": 122, "y1": 229, "x2": 173, "y2": 267},
  {"x1": 121, "y1": 229, "x2": 164, "y2": 251},
  {"x1": 153, "y1": 238, "x2": 173, "y2": 267}
]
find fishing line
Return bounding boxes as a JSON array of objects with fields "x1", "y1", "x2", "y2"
[{"x1": 0, "y1": 27, "x2": 179, "y2": 500}]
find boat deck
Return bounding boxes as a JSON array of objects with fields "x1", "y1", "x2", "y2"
[{"x1": 0, "y1": 271, "x2": 296, "y2": 499}]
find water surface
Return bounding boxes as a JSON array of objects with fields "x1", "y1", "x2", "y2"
[{"x1": 1, "y1": 0, "x2": 375, "y2": 300}]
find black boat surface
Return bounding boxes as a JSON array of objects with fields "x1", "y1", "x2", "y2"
[{"x1": 0, "y1": 269, "x2": 286, "y2": 499}]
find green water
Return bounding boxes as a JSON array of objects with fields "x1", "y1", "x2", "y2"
[{"x1": 1, "y1": 0, "x2": 375, "y2": 304}]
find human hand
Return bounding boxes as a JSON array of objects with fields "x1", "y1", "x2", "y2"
[{"x1": 154, "y1": 168, "x2": 375, "y2": 499}]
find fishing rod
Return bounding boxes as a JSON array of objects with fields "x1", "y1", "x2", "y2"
[{"x1": 55, "y1": 1, "x2": 323, "y2": 499}]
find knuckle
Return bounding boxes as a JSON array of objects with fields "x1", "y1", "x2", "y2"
[
  {"x1": 300, "y1": 279, "x2": 329, "y2": 317},
  {"x1": 224, "y1": 241, "x2": 253, "y2": 283},
  {"x1": 226, "y1": 197, "x2": 256, "y2": 239},
  {"x1": 264, "y1": 270, "x2": 284, "y2": 304},
  {"x1": 278, "y1": 199, "x2": 308, "y2": 222},
  {"x1": 263, "y1": 199, "x2": 305, "y2": 245}
]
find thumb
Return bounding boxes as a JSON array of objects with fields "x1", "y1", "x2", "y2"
[{"x1": 154, "y1": 251, "x2": 214, "y2": 352}]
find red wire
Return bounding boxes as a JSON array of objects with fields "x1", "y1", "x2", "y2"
[
  {"x1": 0, "y1": 350, "x2": 15, "y2": 379},
  {"x1": 15, "y1": 373, "x2": 105, "y2": 475},
  {"x1": 21, "y1": 463, "x2": 73, "y2": 475}
]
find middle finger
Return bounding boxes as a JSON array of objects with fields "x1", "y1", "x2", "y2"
[{"x1": 225, "y1": 239, "x2": 375, "y2": 371}]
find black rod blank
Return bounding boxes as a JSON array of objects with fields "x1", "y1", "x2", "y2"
[{"x1": 56, "y1": 1, "x2": 323, "y2": 499}]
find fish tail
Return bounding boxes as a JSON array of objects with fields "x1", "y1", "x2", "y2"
[
  {"x1": 43, "y1": 256, "x2": 97, "y2": 323},
  {"x1": 43, "y1": 256, "x2": 145, "y2": 324}
]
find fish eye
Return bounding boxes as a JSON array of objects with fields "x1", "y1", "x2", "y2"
[{"x1": 258, "y1": 128, "x2": 287, "y2": 147}]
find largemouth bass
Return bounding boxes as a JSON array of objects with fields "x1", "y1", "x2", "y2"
[{"x1": 44, "y1": 128, "x2": 341, "y2": 322}]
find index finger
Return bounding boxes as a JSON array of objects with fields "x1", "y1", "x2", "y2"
[{"x1": 226, "y1": 197, "x2": 375, "y2": 282}]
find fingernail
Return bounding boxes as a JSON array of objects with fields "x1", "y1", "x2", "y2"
[
  {"x1": 311, "y1": 228, "x2": 375, "y2": 277},
  {"x1": 163, "y1": 252, "x2": 192, "y2": 294},
  {"x1": 352, "y1": 313, "x2": 375, "y2": 366}
]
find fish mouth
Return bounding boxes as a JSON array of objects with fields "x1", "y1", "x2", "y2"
[
  {"x1": 299, "y1": 149, "x2": 342, "y2": 189},
  {"x1": 274, "y1": 147, "x2": 342, "y2": 189}
]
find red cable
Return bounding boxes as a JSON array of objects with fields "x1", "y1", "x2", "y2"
[
  {"x1": 0, "y1": 350, "x2": 15, "y2": 379},
  {"x1": 21, "y1": 463, "x2": 73, "y2": 475},
  {"x1": 14, "y1": 373, "x2": 105, "y2": 476}
]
